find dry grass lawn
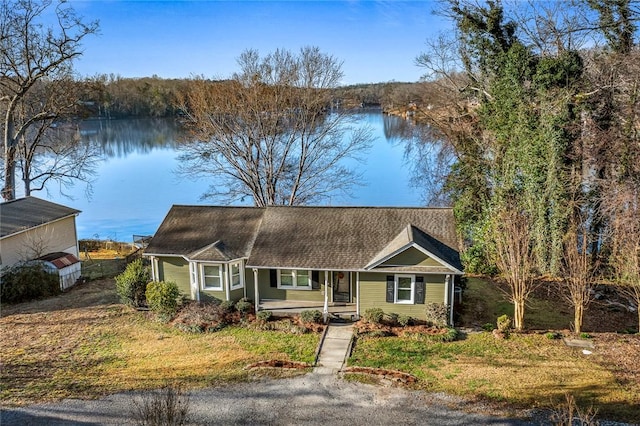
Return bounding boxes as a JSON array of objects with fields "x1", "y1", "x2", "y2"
[{"x1": 0, "y1": 279, "x2": 319, "y2": 406}]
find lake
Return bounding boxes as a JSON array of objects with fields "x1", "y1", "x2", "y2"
[{"x1": 40, "y1": 111, "x2": 426, "y2": 240}]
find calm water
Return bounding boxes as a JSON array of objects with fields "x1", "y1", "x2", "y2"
[{"x1": 40, "y1": 111, "x2": 426, "y2": 240}]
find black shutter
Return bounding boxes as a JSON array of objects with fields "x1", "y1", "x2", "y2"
[
  {"x1": 415, "y1": 276, "x2": 425, "y2": 304},
  {"x1": 386, "y1": 275, "x2": 394, "y2": 303},
  {"x1": 270, "y1": 269, "x2": 277, "y2": 287},
  {"x1": 312, "y1": 271, "x2": 320, "y2": 289}
]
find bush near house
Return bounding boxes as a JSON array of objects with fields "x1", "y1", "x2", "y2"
[
  {"x1": 146, "y1": 281, "x2": 181, "y2": 318},
  {"x1": 115, "y1": 259, "x2": 150, "y2": 308},
  {"x1": 0, "y1": 264, "x2": 60, "y2": 304}
]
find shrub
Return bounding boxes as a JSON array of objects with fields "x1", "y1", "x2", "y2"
[
  {"x1": 146, "y1": 281, "x2": 181, "y2": 317},
  {"x1": 219, "y1": 300, "x2": 235, "y2": 313},
  {"x1": 115, "y1": 259, "x2": 149, "y2": 307},
  {"x1": 497, "y1": 314, "x2": 511, "y2": 338},
  {"x1": 425, "y1": 303, "x2": 448, "y2": 327},
  {"x1": 235, "y1": 298, "x2": 253, "y2": 315},
  {"x1": 397, "y1": 314, "x2": 412, "y2": 327},
  {"x1": 130, "y1": 386, "x2": 190, "y2": 426},
  {"x1": 482, "y1": 322, "x2": 495, "y2": 332},
  {"x1": 172, "y1": 301, "x2": 227, "y2": 333},
  {"x1": 0, "y1": 264, "x2": 60, "y2": 303},
  {"x1": 363, "y1": 308, "x2": 384, "y2": 324},
  {"x1": 546, "y1": 331, "x2": 561, "y2": 340},
  {"x1": 386, "y1": 312, "x2": 399, "y2": 325},
  {"x1": 256, "y1": 310, "x2": 273, "y2": 323},
  {"x1": 580, "y1": 332, "x2": 593, "y2": 339},
  {"x1": 300, "y1": 309, "x2": 323, "y2": 324}
]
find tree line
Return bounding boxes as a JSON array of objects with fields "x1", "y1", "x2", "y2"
[{"x1": 413, "y1": 0, "x2": 640, "y2": 332}]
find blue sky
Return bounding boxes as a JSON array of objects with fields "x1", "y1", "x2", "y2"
[{"x1": 65, "y1": 0, "x2": 448, "y2": 84}]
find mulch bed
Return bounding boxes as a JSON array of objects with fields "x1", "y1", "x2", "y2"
[
  {"x1": 342, "y1": 366, "x2": 418, "y2": 384},
  {"x1": 354, "y1": 320, "x2": 449, "y2": 337},
  {"x1": 245, "y1": 360, "x2": 312, "y2": 370}
]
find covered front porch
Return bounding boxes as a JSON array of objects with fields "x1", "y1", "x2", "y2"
[{"x1": 258, "y1": 299, "x2": 358, "y2": 320}]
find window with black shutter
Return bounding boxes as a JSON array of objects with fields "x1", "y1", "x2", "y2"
[
  {"x1": 386, "y1": 275, "x2": 394, "y2": 303},
  {"x1": 415, "y1": 276, "x2": 425, "y2": 304},
  {"x1": 269, "y1": 269, "x2": 277, "y2": 287},
  {"x1": 312, "y1": 271, "x2": 320, "y2": 289}
]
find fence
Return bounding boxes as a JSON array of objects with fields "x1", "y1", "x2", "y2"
[{"x1": 81, "y1": 258, "x2": 127, "y2": 281}]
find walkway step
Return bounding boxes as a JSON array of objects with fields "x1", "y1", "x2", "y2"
[{"x1": 313, "y1": 322, "x2": 354, "y2": 374}]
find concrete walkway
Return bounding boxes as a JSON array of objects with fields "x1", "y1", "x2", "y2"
[{"x1": 313, "y1": 321, "x2": 354, "y2": 375}]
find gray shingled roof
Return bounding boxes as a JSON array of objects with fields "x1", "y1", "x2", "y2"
[
  {"x1": 247, "y1": 206, "x2": 462, "y2": 272},
  {"x1": 145, "y1": 206, "x2": 265, "y2": 261},
  {"x1": 146, "y1": 205, "x2": 462, "y2": 272},
  {"x1": 0, "y1": 197, "x2": 80, "y2": 238}
]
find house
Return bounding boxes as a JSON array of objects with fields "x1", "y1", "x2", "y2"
[
  {"x1": 144, "y1": 205, "x2": 464, "y2": 324},
  {"x1": 1, "y1": 197, "x2": 82, "y2": 289}
]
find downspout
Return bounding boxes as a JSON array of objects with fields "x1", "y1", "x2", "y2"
[
  {"x1": 323, "y1": 270, "x2": 329, "y2": 322},
  {"x1": 253, "y1": 268, "x2": 259, "y2": 313}
]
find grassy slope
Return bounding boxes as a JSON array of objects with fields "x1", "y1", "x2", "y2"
[
  {"x1": 349, "y1": 277, "x2": 640, "y2": 422},
  {"x1": 0, "y1": 281, "x2": 319, "y2": 406}
]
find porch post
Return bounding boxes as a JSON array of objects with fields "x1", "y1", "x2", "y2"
[
  {"x1": 446, "y1": 274, "x2": 453, "y2": 326},
  {"x1": 253, "y1": 268, "x2": 259, "y2": 313},
  {"x1": 323, "y1": 270, "x2": 329, "y2": 322},
  {"x1": 356, "y1": 271, "x2": 360, "y2": 318}
]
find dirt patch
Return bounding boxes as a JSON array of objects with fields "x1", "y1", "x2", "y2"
[{"x1": 0, "y1": 279, "x2": 119, "y2": 317}]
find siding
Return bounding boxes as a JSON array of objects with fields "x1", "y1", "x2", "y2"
[
  {"x1": 1, "y1": 216, "x2": 78, "y2": 268},
  {"x1": 158, "y1": 257, "x2": 191, "y2": 296},
  {"x1": 380, "y1": 246, "x2": 441, "y2": 267},
  {"x1": 358, "y1": 272, "x2": 447, "y2": 320},
  {"x1": 255, "y1": 269, "x2": 324, "y2": 302}
]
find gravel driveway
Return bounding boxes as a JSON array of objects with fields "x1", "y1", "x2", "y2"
[{"x1": 1, "y1": 373, "x2": 536, "y2": 425}]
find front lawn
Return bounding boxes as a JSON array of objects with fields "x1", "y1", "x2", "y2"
[
  {"x1": 0, "y1": 280, "x2": 320, "y2": 406},
  {"x1": 348, "y1": 331, "x2": 640, "y2": 423}
]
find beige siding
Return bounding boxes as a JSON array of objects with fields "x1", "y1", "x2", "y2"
[
  {"x1": 158, "y1": 257, "x2": 191, "y2": 296},
  {"x1": 380, "y1": 247, "x2": 441, "y2": 267},
  {"x1": 1, "y1": 216, "x2": 78, "y2": 268},
  {"x1": 358, "y1": 272, "x2": 448, "y2": 321}
]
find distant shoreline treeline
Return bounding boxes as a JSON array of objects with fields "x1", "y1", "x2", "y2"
[{"x1": 73, "y1": 76, "x2": 424, "y2": 120}]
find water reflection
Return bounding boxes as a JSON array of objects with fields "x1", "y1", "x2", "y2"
[
  {"x1": 382, "y1": 113, "x2": 454, "y2": 206},
  {"x1": 78, "y1": 118, "x2": 181, "y2": 158}
]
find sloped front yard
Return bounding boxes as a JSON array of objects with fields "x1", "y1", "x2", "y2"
[{"x1": 0, "y1": 279, "x2": 319, "y2": 406}]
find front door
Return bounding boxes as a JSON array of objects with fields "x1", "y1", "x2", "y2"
[{"x1": 333, "y1": 271, "x2": 350, "y2": 303}]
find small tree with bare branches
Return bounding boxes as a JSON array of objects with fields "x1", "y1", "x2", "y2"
[
  {"x1": 492, "y1": 202, "x2": 537, "y2": 331},
  {"x1": 562, "y1": 212, "x2": 596, "y2": 334}
]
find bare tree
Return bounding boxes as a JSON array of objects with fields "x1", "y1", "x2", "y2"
[
  {"x1": 492, "y1": 202, "x2": 537, "y2": 331},
  {"x1": 1, "y1": 0, "x2": 98, "y2": 200},
  {"x1": 177, "y1": 47, "x2": 372, "y2": 206},
  {"x1": 605, "y1": 184, "x2": 640, "y2": 332},
  {"x1": 562, "y1": 211, "x2": 596, "y2": 334}
]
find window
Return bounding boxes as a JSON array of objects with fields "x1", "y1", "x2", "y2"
[
  {"x1": 278, "y1": 269, "x2": 311, "y2": 289},
  {"x1": 395, "y1": 274, "x2": 414, "y2": 304},
  {"x1": 201, "y1": 264, "x2": 223, "y2": 290},
  {"x1": 230, "y1": 262, "x2": 243, "y2": 290}
]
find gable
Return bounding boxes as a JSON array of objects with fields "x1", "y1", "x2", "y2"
[{"x1": 378, "y1": 246, "x2": 441, "y2": 268}]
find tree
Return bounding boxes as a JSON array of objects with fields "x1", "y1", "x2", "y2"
[
  {"x1": 491, "y1": 201, "x2": 537, "y2": 331},
  {"x1": 562, "y1": 211, "x2": 596, "y2": 334},
  {"x1": 1, "y1": 0, "x2": 98, "y2": 201},
  {"x1": 177, "y1": 47, "x2": 372, "y2": 206}
]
